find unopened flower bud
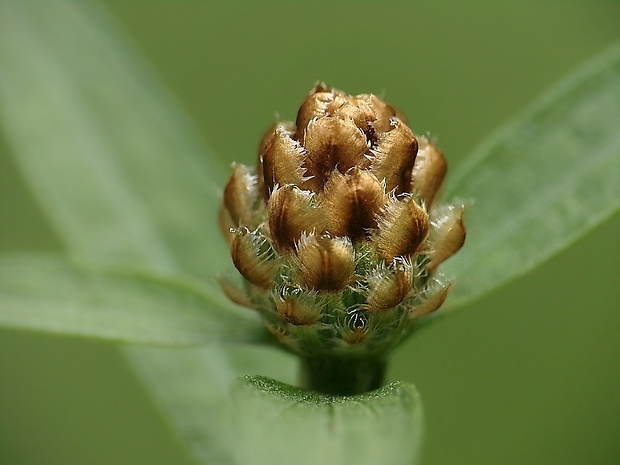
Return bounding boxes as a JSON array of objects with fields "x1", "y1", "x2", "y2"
[{"x1": 220, "y1": 84, "x2": 466, "y2": 359}]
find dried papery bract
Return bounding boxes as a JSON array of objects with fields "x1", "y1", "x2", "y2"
[
  {"x1": 411, "y1": 137, "x2": 448, "y2": 207},
  {"x1": 268, "y1": 186, "x2": 325, "y2": 252},
  {"x1": 322, "y1": 169, "x2": 386, "y2": 241},
  {"x1": 428, "y1": 204, "x2": 467, "y2": 269},
  {"x1": 219, "y1": 84, "x2": 466, "y2": 377},
  {"x1": 371, "y1": 119, "x2": 418, "y2": 194},
  {"x1": 294, "y1": 234, "x2": 355, "y2": 292},
  {"x1": 366, "y1": 259, "x2": 414, "y2": 312},
  {"x1": 374, "y1": 196, "x2": 430, "y2": 260}
]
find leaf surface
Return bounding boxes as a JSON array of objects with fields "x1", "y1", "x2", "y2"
[
  {"x1": 442, "y1": 42, "x2": 620, "y2": 311},
  {"x1": 232, "y1": 376, "x2": 423, "y2": 465},
  {"x1": 0, "y1": 255, "x2": 263, "y2": 346}
]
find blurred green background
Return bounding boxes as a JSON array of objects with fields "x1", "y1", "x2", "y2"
[{"x1": 1, "y1": 1, "x2": 619, "y2": 464}]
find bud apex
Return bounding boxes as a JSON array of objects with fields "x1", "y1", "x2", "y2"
[
  {"x1": 296, "y1": 86, "x2": 338, "y2": 142},
  {"x1": 304, "y1": 117, "x2": 369, "y2": 190}
]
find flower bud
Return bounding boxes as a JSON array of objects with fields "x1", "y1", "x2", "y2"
[{"x1": 220, "y1": 84, "x2": 466, "y2": 359}]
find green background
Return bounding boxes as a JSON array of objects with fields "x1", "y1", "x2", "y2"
[{"x1": 1, "y1": 1, "x2": 619, "y2": 464}]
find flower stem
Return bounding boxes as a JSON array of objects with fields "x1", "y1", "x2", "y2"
[{"x1": 299, "y1": 356, "x2": 387, "y2": 396}]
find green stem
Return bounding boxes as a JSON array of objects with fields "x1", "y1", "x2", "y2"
[{"x1": 299, "y1": 356, "x2": 387, "y2": 396}]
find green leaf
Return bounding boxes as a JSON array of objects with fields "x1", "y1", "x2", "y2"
[
  {"x1": 0, "y1": 0, "x2": 228, "y2": 280},
  {"x1": 442, "y1": 42, "x2": 620, "y2": 311},
  {"x1": 126, "y1": 347, "x2": 297, "y2": 465},
  {"x1": 0, "y1": 1, "x2": 296, "y2": 464},
  {"x1": 0, "y1": 255, "x2": 264, "y2": 346},
  {"x1": 232, "y1": 376, "x2": 423, "y2": 465}
]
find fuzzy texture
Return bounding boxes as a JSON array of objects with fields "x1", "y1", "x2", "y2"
[{"x1": 219, "y1": 84, "x2": 466, "y2": 358}]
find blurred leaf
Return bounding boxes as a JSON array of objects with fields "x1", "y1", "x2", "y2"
[
  {"x1": 0, "y1": 0, "x2": 228, "y2": 280},
  {"x1": 0, "y1": 255, "x2": 265, "y2": 346},
  {"x1": 126, "y1": 346, "x2": 296, "y2": 465},
  {"x1": 232, "y1": 376, "x2": 423, "y2": 465},
  {"x1": 442, "y1": 42, "x2": 620, "y2": 311},
  {"x1": 0, "y1": 1, "x2": 297, "y2": 464}
]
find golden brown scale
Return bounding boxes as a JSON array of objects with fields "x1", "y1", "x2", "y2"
[
  {"x1": 230, "y1": 230, "x2": 278, "y2": 289},
  {"x1": 261, "y1": 123, "x2": 306, "y2": 195},
  {"x1": 366, "y1": 261, "x2": 414, "y2": 312},
  {"x1": 374, "y1": 196, "x2": 430, "y2": 260},
  {"x1": 268, "y1": 186, "x2": 325, "y2": 252},
  {"x1": 371, "y1": 119, "x2": 418, "y2": 195},
  {"x1": 411, "y1": 137, "x2": 448, "y2": 207},
  {"x1": 303, "y1": 117, "x2": 369, "y2": 191},
  {"x1": 223, "y1": 164, "x2": 257, "y2": 227},
  {"x1": 294, "y1": 235, "x2": 355, "y2": 292},
  {"x1": 322, "y1": 169, "x2": 387, "y2": 241},
  {"x1": 295, "y1": 91, "x2": 335, "y2": 143}
]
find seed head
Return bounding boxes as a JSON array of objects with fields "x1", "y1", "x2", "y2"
[{"x1": 219, "y1": 84, "x2": 466, "y2": 358}]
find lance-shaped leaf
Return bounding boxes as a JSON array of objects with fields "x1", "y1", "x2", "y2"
[
  {"x1": 0, "y1": 255, "x2": 264, "y2": 346},
  {"x1": 441, "y1": 42, "x2": 620, "y2": 312}
]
